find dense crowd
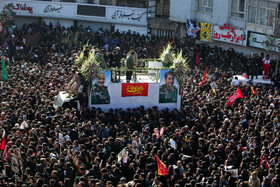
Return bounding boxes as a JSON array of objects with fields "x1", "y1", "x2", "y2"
[{"x1": 0, "y1": 22, "x2": 280, "y2": 187}]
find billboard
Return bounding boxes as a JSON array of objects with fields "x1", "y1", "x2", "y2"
[
  {"x1": 212, "y1": 24, "x2": 246, "y2": 46},
  {"x1": 247, "y1": 31, "x2": 280, "y2": 52}
]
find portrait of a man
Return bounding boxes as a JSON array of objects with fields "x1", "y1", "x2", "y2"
[
  {"x1": 159, "y1": 71, "x2": 178, "y2": 103},
  {"x1": 91, "y1": 71, "x2": 110, "y2": 104}
]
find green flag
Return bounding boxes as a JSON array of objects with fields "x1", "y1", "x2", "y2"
[{"x1": 2, "y1": 57, "x2": 7, "y2": 82}]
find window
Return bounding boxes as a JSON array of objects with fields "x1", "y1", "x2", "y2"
[
  {"x1": 248, "y1": 0, "x2": 276, "y2": 27},
  {"x1": 197, "y1": 0, "x2": 213, "y2": 14},
  {"x1": 231, "y1": 0, "x2": 245, "y2": 18}
]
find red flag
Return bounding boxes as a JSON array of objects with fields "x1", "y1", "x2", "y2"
[
  {"x1": 154, "y1": 128, "x2": 160, "y2": 139},
  {"x1": 200, "y1": 67, "x2": 207, "y2": 86},
  {"x1": 155, "y1": 154, "x2": 168, "y2": 175},
  {"x1": 0, "y1": 19, "x2": 3, "y2": 35},
  {"x1": 255, "y1": 88, "x2": 257, "y2": 96},
  {"x1": 227, "y1": 87, "x2": 243, "y2": 106},
  {"x1": 160, "y1": 127, "x2": 164, "y2": 136},
  {"x1": 1, "y1": 130, "x2": 7, "y2": 162},
  {"x1": 170, "y1": 37, "x2": 175, "y2": 46},
  {"x1": 196, "y1": 48, "x2": 199, "y2": 65},
  {"x1": 259, "y1": 155, "x2": 269, "y2": 169}
]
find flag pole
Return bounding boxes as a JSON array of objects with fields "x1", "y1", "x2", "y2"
[{"x1": 60, "y1": 142, "x2": 62, "y2": 156}]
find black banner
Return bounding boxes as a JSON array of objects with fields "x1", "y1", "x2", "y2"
[{"x1": 77, "y1": 5, "x2": 106, "y2": 17}]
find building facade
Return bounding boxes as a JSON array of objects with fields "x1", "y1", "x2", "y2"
[
  {"x1": 1, "y1": 0, "x2": 148, "y2": 35},
  {"x1": 2, "y1": 0, "x2": 280, "y2": 57},
  {"x1": 147, "y1": 0, "x2": 176, "y2": 38},
  {"x1": 169, "y1": 0, "x2": 280, "y2": 57}
]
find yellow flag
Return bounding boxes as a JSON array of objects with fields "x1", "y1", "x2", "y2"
[
  {"x1": 185, "y1": 135, "x2": 190, "y2": 142},
  {"x1": 250, "y1": 85, "x2": 255, "y2": 95},
  {"x1": 213, "y1": 89, "x2": 217, "y2": 95}
]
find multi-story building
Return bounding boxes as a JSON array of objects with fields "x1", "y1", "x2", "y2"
[
  {"x1": 2, "y1": 0, "x2": 280, "y2": 57},
  {"x1": 147, "y1": 0, "x2": 176, "y2": 38},
  {"x1": 169, "y1": 0, "x2": 280, "y2": 57}
]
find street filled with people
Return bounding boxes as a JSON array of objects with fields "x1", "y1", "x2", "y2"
[{"x1": 0, "y1": 22, "x2": 280, "y2": 187}]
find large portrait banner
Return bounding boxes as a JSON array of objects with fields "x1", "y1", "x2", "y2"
[
  {"x1": 159, "y1": 70, "x2": 179, "y2": 103},
  {"x1": 90, "y1": 71, "x2": 111, "y2": 105}
]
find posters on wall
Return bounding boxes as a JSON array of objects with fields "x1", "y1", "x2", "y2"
[
  {"x1": 90, "y1": 71, "x2": 111, "y2": 105},
  {"x1": 212, "y1": 23, "x2": 246, "y2": 46},
  {"x1": 186, "y1": 19, "x2": 201, "y2": 39},
  {"x1": 200, "y1": 22, "x2": 212, "y2": 43},
  {"x1": 186, "y1": 20, "x2": 212, "y2": 43},
  {"x1": 159, "y1": 70, "x2": 179, "y2": 103},
  {"x1": 247, "y1": 31, "x2": 280, "y2": 52}
]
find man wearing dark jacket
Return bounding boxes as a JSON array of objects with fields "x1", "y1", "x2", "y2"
[{"x1": 125, "y1": 52, "x2": 135, "y2": 83}]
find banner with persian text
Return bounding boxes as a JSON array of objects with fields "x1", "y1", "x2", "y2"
[
  {"x1": 0, "y1": 1, "x2": 147, "y2": 26},
  {"x1": 186, "y1": 19, "x2": 201, "y2": 39},
  {"x1": 122, "y1": 83, "x2": 149, "y2": 97},
  {"x1": 212, "y1": 24, "x2": 246, "y2": 46},
  {"x1": 247, "y1": 31, "x2": 280, "y2": 52}
]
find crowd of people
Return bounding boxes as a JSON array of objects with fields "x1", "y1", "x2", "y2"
[{"x1": 0, "y1": 22, "x2": 280, "y2": 187}]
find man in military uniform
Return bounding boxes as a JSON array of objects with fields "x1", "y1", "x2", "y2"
[
  {"x1": 101, "y1": 49, "x2": 109, "y2": 67},
  {"x1": 91, "y1": 72, "x2": 110, "y2": 104},
  {"x1": 115, "y1": 47, "x2": 122, "y2": 68},
  {"x1": 159, "y1": 71, "x2": 177, "y2": 103},
  {"x1": 125, "y1": 52, "x2": 135, "y2": 83},
  {"x1": 109, "y1": 50, "x2": 118, "y2": 82},
  {"x1": 163, "y1": 48, "x2": 174, "y2": 67},
  {"x1": 127, "y1": 47, "x2": 138, "y2": 67},
  {"x1": 115, "y1": 47, "x2": 122, "y2": 81},
  {"x1": 109, "y1": 50, "x2": 117, "y2": 68},
  {"x1": 95, "y1": 50, "x2": 107, "y2": 69}
]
